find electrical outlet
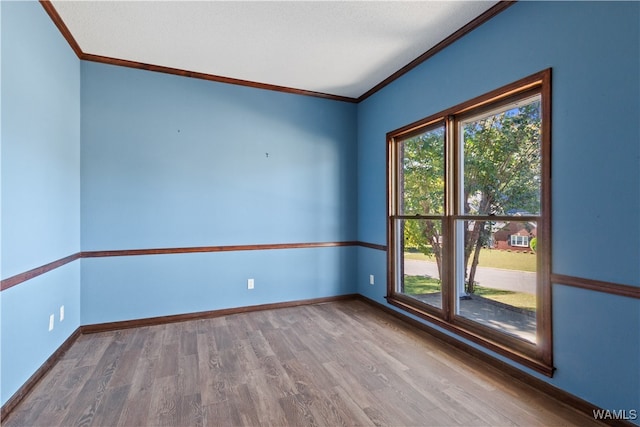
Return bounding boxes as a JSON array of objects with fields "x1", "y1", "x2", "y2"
[
  {"x1": 370, "y1": 274, "x2": 375, "y2": 285},
  {"x1": 248, "y1": 278, "x2": 255, "y2": 290},
  {"x1": 49, "y1": 314, "x2": 55, "y2": 331},
  {"x1": 60, "y1": 305, "x2": 65, "y2": 322}
]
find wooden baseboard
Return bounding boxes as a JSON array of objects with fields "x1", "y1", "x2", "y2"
[
  {"x1": 1, "y1": 295, "x2": 356, "y2": 422},
  {"x1": 4, "y1": 295, "x2": 634, "y2": 427},
  {"x1": 356, "y1": 295, "x2": 636, "y2": 427},
  {"x1": 1, "y1": 328, "x2": 82, "y2": 422},
  {"x1": 81, "y1": 294, "x2": 358, "y2": 334}
]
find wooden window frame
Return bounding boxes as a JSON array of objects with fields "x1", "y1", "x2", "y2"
[{"x1": 386, "y1": 69, "x2": 553, "y2": 376}]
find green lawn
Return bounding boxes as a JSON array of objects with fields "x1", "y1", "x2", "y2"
[
  {"x1": 404, "y1": 275, "x2": 536, "y2": 311},
  {"x1": 404, "y1": 275, "x2": 442, "y2": 293},
  {"x1": 404, "y1": 248, "x2": 536, "y2": 272}
]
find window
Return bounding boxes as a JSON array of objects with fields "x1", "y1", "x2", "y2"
[
  {"x1": 387, "y1": 70, "x2": 552, "y2": 375},
  {"x1": 510, "y1": 235, "x2": 530, "y2": 247}
]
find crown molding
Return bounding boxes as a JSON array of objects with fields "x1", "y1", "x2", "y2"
[
  {"x1": 39, "y1": 0, "x2": 515, "y2": 103},
  {"x1": 357, "y1": 1, "x2": 516, "y2": 102},
  {"x1": 38, "y1": 1, "x2": 357, "y2": 103}
]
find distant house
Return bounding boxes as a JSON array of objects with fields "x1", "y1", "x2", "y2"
[{"x1": 491, "y1": 222, "x2": 537, "y2": 251}]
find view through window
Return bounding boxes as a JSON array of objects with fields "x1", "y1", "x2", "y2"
[{"x1": 388, "y1": 70, "x2": 552, "y2": 374}]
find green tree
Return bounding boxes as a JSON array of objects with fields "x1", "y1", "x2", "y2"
[
  {"x1": 401, "y1": 127, "x2": 445, "y2": 278},
  {"x1": 462, "y1": 102, "x2": 541, "y2": 292},
  {"x1": 401, "y1": 102, "x2": 541, "y2": 294}
]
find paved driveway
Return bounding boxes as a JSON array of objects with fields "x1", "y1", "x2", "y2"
[{"x1": 404, "y1": 259, "x2": 536, "y2": 295}]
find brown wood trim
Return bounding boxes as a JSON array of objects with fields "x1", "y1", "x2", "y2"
[
  {"x1": 40, "y1": 0, "x2": 511, "y2": 104},
  {"x1": 81, "y1": 294, "x2": 357, "y2": 334},
  {"x1": 358, "y1": 1, "x2": 517, "y2": 102},
  {"x1": 2, "y1": 242, "x2": 364, "y2": 293},
  {"x1": 1, "y1": 296, "x2": 354, "y2": 421},
  {"x1": 385, "y1": 68, "x2": 554, "y2": 373},
  {"x1": 81, "y1": 241, "x2": 359, "y2": 258},
  {"x1": 539, "y1": 68, "x2": 554, "y2": 368},
  {"x1": 552, "y1": 274, "x2": 640, "y2": 300},
  {"x1": 39, "y1": 1, "x2": 83, "y2": 57},
  {"x1": 39, "y1": 2, "x2": 356, "y2": 103},
  {"x1": 2, "y1": 295, "x2": 625, "y2": 426},
  {"x1": 387, "y1": 69, "x2": 550, "y2": 140},
  {"x1": 81, "y1": 53, "x2": 358, "y2": 103},
  {"x1": 0, "y1": 253, "x2": 81, "y2": 291},
  {"x1": 4, "y1": 242, "x2": 636, "y2": 307},
  {"x1": 356, "y1": 295, "x2": 631, "y2": 427},
  {"x1": 0, "y1": 328, "x2": 82, "y2": 422},
  {"x1": 356, "y1": 241, "x2": 387, "y2": 251}
]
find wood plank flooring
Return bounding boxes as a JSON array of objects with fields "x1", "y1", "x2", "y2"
[{"x1": 5, "y1": 299, "x2": 602, "y2": 426}]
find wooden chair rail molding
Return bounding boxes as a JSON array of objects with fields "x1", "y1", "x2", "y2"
[
  {"x1": 2, "y1": 243, "x2": 638, "y2": 300},
  {"x1": 0, "y1": 241, "x2": 387, "y2": 291},
  {"x1": 550, "y1": 273, "x2": 640, "y2": 300},
  {"x1": 0, "y1": 253, "x2": 81, "y2": 291}
]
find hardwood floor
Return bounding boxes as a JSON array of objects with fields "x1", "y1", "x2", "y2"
[{"x1": 5, "y1": 300, "x2": 602, "y2": 426}]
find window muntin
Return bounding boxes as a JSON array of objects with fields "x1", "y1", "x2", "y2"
[{"x1": 387, "y1": 70, "x2": 551, "y2": 375}]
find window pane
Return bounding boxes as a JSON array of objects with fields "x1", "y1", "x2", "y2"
[
  {"x1": 398, "y1": 219, "x2": 443, "y2": 309},
  {"x1": 455, "y1": 220, "x2": 537, "y2": 343},
  {"x1": 400, "y1": 126, "x2": 445, "y2": 215},
  {"x1": 460, "y1": 96, "x2": 541, "y2": 216}
]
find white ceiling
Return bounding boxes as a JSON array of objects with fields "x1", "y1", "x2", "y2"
[{"x1": 51, "y1": 1, "x2": 500, "y2": 99}]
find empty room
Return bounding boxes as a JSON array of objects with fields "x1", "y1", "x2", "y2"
[{"x1": 1, "y1": 0, "x2": 639, "y2": 426}]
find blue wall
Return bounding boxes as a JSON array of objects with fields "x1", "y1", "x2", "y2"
[
  {"x1": 81, "y1": 247, "x2": 355, "y2": 325},
  {"x1": 1, "y1": 1, "x2": 81, "y2": 406},
  {"x1": 357, "y1": 0, "x2": 639, "y2": 417},
  {"x1": 80, "y1": 62, "x2": 358, "y2": 324},
  {"x1": 2, "y1": 0, "x2": 639, "y2": 419}
]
